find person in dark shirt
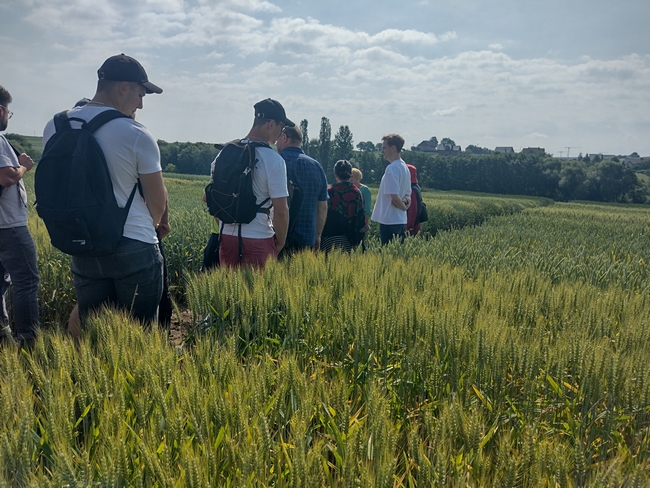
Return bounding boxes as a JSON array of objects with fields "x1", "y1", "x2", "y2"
[{"x1": 276, "y1": 126, "x2": 328, "y2": 252}]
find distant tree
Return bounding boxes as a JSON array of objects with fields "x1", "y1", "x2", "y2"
[
  {"x1": 164, "y1": 163, "x2": 177, "y2": 173},
  {"x1": 299, "y1": 119, "x2": 309, "y2": 153},
  {"x1": 333, "y1": 125, "x2": 354, "y2": 162},
  {"x1": 375, "y1": 142, "x2": 382, "y2": 152},
  {"x1": 465, "y1": 144, "x2": 491, "y2": 155},
  {"x1": 429, "y1": 136, "x2": 438, "y2": 146},
  {"x1": 319, "y1": 117, "x2": 332, "y2": 175},
  {"x1": 356, "y1": 141, "x2": 376, "y2": 152},
  {"x1": 440, "y1": 137, "x2": 456, "y2": 147},
  {"x1": 308, "y1": 138, "x2": 320, "y2": 159},
  {"x1": 558, "y1": 161, "x2": 587, "y2": 200}
]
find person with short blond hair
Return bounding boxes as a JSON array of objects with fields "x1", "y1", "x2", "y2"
[{"x1": 350, "y1": 167, "x2": 371, "y2": 234}]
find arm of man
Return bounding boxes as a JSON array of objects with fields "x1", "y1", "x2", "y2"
[
  {"x1": 157, "y1": 200, "x2": 171, "y2": 239},
  {"x1": 271, "y1": 196, "x2": 289, "y2": 252},
  {"x1": 314, "y1": 200, "x2": 328, "y2": 250},
  {"x1": 139, "y1": 171, "x2": 168, "y2": 227},
  {"x1": 0, "y1": 154, "x2": 34, "y2": 187},
  {"x1": 390, "y1": 194, "x2": 408, "y2": 211}
]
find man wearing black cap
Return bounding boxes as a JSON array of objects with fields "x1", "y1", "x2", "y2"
[
  {"x1": 218, "y1": 98, "x2": 294, "y2": 268},
  {"x1": 42, "y1": 54, "x2": 168, "y2": 335}
]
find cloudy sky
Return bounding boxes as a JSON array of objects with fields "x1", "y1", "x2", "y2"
[{"x1": 1, "y1": 0, "x2": 649, "y2": 156}]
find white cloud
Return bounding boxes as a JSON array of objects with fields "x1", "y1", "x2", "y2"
[
  {"x1": 3, "y1": 0, "x2": 650, "y2": 155},
  {"x1": 433, "y1": 107, "x2": 463, "y2": 117}
]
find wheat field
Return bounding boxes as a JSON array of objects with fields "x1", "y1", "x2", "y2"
[{"x1": 1, "y1": 175, "x2": 648, "y2": 486}]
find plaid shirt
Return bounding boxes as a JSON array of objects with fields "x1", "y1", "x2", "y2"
[{"x1": 281, "y1": 147, "x2": 328, "y2": 247}]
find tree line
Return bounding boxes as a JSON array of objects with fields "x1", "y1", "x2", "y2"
[
  {"x1": 156, "y1": 116, "x2": 647, "y2": 204},
  {"x1": 6, "y1": 114, "x2": 644, "y2": 204}
]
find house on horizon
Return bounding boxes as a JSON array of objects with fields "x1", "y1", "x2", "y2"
[
  {"x1": 413, "y1": 140, "x2": 438, "y2": 152},
  {"x1": 437, "y1": 143, "x2": 461, "y2": 152},
  {"x1": 495, "y1": 146, "x2": 514, "y2": 154}
]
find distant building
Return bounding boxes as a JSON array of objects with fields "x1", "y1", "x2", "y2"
[
  {"x1": 522, "y1": 147, "x2": 545, "y2": 155},
  {"x1": 412, "y1": 140, "x2": 461, "y2": 154},
  {"x1": 414, "y1": 140, "x2": 438, "y2": 152},
  {"x1": 621, "y1": 152, "x2": 643, "y2": 167},
  {"x1": 494, "y1": 146, "x2": 514, "y2": 154},
  {"x1": 437, "y1": 143, "x2": 461, "y2": 152}
]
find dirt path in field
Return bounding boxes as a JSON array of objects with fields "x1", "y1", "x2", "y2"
[{"x1": 168, "y1": 308, "x2": 193, "y2": 345}]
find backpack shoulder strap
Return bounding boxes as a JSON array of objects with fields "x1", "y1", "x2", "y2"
[
  {"x1": 85, "y1": 109, "x2": 130, "y2": 134},
  {"x1": 6, "y1": 140, "x2": 21, "y2": 158},
  {"x1": 53, "y1": 110, "x2": 71, "y2": 132}
]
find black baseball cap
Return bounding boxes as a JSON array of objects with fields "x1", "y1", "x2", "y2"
[
  {"x1": 254, "y1": 98, "x2": 294, "y2": 127},
  {"x1": 97, "y1": 54, "x2": 163, "y2": 94}
]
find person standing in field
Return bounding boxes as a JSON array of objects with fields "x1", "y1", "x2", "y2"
[
  {"x1": 276, "y1": 125, "x2": 328, "y2": 252},
  {"x1": 217, "y1": 99, "x2": 293, "y2": 267},
  {"x1": 42, "y1": 54, "x2": 168, "y2": 337},
  {"x1": 320, "y1": 160, "x2": 365, "y2": 253},
  {"x1": 371, "y1": 134, "x2": 411, "y2": 245},
  {"x1": 406, "y1": 164, "x2": 421, "y2": 236},
  {"x1": 350, "y1": 167, "x2": 372, "y2": 235},
  {"x1": 0, "y1": 85, "x2": 40, "y2": 345}
]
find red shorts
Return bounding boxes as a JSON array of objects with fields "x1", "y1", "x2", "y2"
[{"x1": 219, "y1": 234, "x2": 278, "y2": 268}]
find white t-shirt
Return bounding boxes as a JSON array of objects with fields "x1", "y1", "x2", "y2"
[
  {"x1": 219, "y1": 142, "x2": 289, "y2": 239},
  {"x1": 371, "y1": 158, "x2": 411, "y2": 225},
  {"x1": 43, "y1": 106, "x2": 162, "y2": 244},
  {"x1": 0, "y1": 135, "x2": 28, "y2": 228}
]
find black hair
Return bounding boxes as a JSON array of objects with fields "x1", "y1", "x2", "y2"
[
  {"x1": 334, "y1": 159, "x2": 352, "y2": 180},
  {"x1": 0, "y1": 86, "x2": 12, "y2": 108}
]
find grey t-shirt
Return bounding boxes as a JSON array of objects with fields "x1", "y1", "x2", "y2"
[{"x1": 0, "y1": 135, "x2": 28, "y2": 228}]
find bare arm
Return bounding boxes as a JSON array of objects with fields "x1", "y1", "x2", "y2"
[
  {"x1": 271, "y1": 196, "x2": 289, "y2": 252},
  {"x1": 314, "y1": 200, "x2": 328, "y2": 250},
  {"x1": 0, "y1": 154, "x2": 33, "y2": 187},
  {"x1": 157, "y1": 200, "x2": 171, "y2": 239},
  {"x1": 390, "y1": 194, "x2": 408, "y2": 211},
  {"x1": 139, "y1": 171, "x2": 167, "y2": 227}
]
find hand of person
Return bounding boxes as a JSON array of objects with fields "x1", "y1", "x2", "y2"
[
  {"x1": 275, "y1": 235, "x2": 285, "y2": 253},
  {"x1": 363, "y1": 223, "x2": 370, "y2": 233},
  {"x1": 314, "y1": 236, "x2": 321, "y2": 252},
  {"x1": 157, "y1": 221, "x2": 171, "y2": 239},
  {"x1": 18, "y1": 154, "x2": 34, "y2": 171}
]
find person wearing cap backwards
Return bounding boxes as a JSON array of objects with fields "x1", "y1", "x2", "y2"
[
  {"x1": 42, "y1": 54, "x2": 168, "y2": 335},
  {"x1": 218, "y1": 98, "x2": 294, "y2": 268}
]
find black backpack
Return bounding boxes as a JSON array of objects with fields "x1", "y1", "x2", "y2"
[
  {"x1": 35, "y1": 109, "x2": 138, "y2": 256},
  {"x1": 205, "y1": 140, "x2": 272, "y2": 224},
  {"x1": 411, "y1": 183, "x2": 428, "y2": 225}
]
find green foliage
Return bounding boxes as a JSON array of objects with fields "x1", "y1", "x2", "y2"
[
  {"x1": 299, "y1": 119, "x2": 309, "y2": 153},
  {"x1": 332, "y1": 125, "x2": 354, "y2": 163},
  {"x1": 318, "y1": 117, "x2": 332, "y2": 178},
  {"x1": 158, "y1": 140, "x2": 217, "y2": 176},
  {"x1": 6, "y1": 173, "x2": 650, "y2": 485},
  {"x1": 4, "y1": 133, "x2": 42, "y2": 162},
  {"x1": 356, "y1": 141, "x2": 377, "y2": 152}
]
